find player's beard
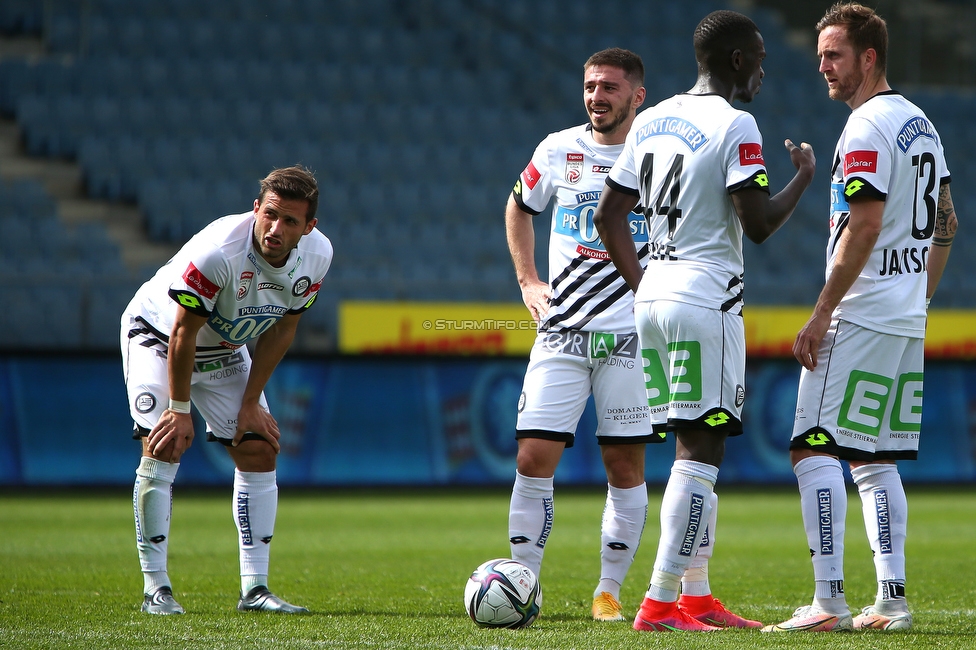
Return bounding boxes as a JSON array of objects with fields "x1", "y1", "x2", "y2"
[
  {"x1": 829, "y1": 67, "x2": 864, "y2": 103},
  {"x1": 589, "y1": 102, "x2": 630, "y2": 136}
]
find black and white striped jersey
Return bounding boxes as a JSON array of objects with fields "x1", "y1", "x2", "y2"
[{"x1": 513, "y1": 123, "x2": 648, "y2": 334}]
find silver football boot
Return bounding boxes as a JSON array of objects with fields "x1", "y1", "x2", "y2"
[
  {"x1": 237, "y1": 586, "x2": 309, "y2": 613},
  {"x1": 142, "y1": 586, "x2": 185, "y2": 615}
]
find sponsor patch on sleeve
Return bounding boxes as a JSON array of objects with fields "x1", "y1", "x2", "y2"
[
  {"x1": 738, "y1": 143, "x2": 765, "y2": 166},
  {"x1": 182, "y1": 263, "x2": 220, "y2": 299},
  {"x1": 521, "y1": 161, "x2": 541, "y2": 190},
  {"x1": 844, "y1": 150, "x2": 878, "y2": 175}
]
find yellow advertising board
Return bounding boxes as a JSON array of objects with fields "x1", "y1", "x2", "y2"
[
  {"x1": 339, "y1": 301, "x2": 538, "y2": 355},
  {"x1": 340, "y1": 301, "x2": 976, "y2": 359},
  {"x1": 744, "y1": 307, "x2": 976, "y2": 359}
]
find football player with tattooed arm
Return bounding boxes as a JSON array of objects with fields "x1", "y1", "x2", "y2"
[
  {"x1": 763, "y1": 3, "x2": 956, "y2": 634},
  {"x1": 121, "y1": 165, "x2": 332, "y2": 615},
  {"x1": 593, "y1": 11, "x2": 815, "y2": 632},
  {"x1": 506, "y1": 46, "x2": 765, "y2": 628}
]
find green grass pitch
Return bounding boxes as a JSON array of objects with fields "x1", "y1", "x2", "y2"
[{"x1": 1, "y1": 486, "x2": 974, "y2": 649}]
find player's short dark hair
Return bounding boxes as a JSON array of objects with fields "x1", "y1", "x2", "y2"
[
  {"x1": 584, "y1": 48, "x2": 644, "y2": 88},
  {"x1": 693, "y1": 10, "x2": 761, "y2": 69},
  {"x1": 817, "y1": 2, "x2": 888, "y2": 74},
  {"x1": 259, "y1": 165, "x2": 319, "y2": 222}
]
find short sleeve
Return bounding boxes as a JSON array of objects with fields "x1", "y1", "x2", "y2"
[{"x1": 512, "y1": 134, "x2": 557, "y2": 215}]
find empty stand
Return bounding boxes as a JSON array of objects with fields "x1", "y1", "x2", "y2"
[{"x1": 0, "y1": 0, "x2": 973, "y2": 350}]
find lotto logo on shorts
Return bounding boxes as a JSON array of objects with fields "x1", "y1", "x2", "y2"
[{"x1": 704, "y1": 412, "x2": 729, "y2": 427}]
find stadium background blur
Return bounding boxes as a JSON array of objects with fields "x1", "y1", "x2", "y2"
[{"x1": 0, "y1": 0, "x2": 973, "y2": 487}]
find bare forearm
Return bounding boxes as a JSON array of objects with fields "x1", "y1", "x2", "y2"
[
  {"x1": 766, "y1": 166, "x2": 816, "y2": 235},
  {"x1": 927, "y1": 183, "x2": 957, "y2": 299},
  {"x1": 814, "y1": 227, "x2": 877, "y2": 318},
  {"x1": 505, "y1": 198, "x2": 542, "y2": 287},
  {"x1": 167, "y1": 323, "x2": 200, "y2": 402}
]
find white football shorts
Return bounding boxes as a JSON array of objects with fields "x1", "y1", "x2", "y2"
[
  {"x1": 791, "y1": 319, "x2": 923, "y2": 461},
  {"x1": 516, "y1": 329, "x2": 661, "y2": 446},
  {"x1": 635, "y1": 299, "x2": 746, "y2": 436},
  {"x1": 121, "y1": 312, "x2": 269, "y2": 442}
]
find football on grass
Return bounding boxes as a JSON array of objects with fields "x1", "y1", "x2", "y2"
[{"x1": 464, "y1": 558, "x2": 542, "y2": 628}]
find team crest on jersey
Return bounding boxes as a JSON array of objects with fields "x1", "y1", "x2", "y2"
[
  {"x1": 236, "y1": 271, "x2": 254, "y2": 301},
  {"x1": 565, "y1": 153, "x2": 584, "y2": 184},
  {"x1": 292, "y1": 276, "x2": 311, "y2": 296}
]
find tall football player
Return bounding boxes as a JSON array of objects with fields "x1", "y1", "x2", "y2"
[
  {"x1": 763, "y1": 3, "x2": 956, "y2": 633},
  {"x1": 594, "y1": 12, "x2": 816, "y2": 632}
]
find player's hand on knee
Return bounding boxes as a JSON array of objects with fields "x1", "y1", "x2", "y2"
[
  {"x1": 148, "y1": 411, "x2": 194, "y2": 462},
  {"x1": 233, "y1": 403, "x2": 281, "y2": 453}
]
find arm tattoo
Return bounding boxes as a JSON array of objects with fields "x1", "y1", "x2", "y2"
[{"x1": 932, "y1": 184, "x2": 957, "y2": 248}]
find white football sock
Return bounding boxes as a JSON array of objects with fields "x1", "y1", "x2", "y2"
[
  {"x1": 508, "y1": 472, "x2": 554, "y2": 579},
  {"x1": 594, "y1": 482, "x2": 648, "y2": 599},
  {"x1": 681, "y1": 491, "x2": 718, "y2": 597},
  {"x1": 851, "y1": 463, "x2": 909, "y2": 612},
  {"x1": 234, "y1": 469, "x2": 277, "y2": 593},
  {"x1": 645, "y1": 460, "x2": 717, "y2": 603},
  {"x1": 795, "y1": 455, "x2": 848, "y2": 614},
  {"x1": 133, "y1": 456, "x2": 179, "y2": 593}
]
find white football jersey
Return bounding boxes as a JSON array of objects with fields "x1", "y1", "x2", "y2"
[
  {"x1": 608, "y1": 94, "x2": 771, "y2": 315},
  {"x1": 828, "y1": 91, "x2": 950, "y2": 337},
  {"x1": 127, "y1": 212, "x2": 333, "y2": 362},
  {"x1": 513, "y1": 123, "x2": 649, "y2": 334}
]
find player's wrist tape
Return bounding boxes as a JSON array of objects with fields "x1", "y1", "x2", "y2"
[{"x1": 168, "y1": 399, "x2": 191, "y2": 414}]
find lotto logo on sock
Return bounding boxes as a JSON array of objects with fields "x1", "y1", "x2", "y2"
[
  {"x1": 680, "y1": 494, "x2": 705, "y2": 556},
  {"x1": 875, "y1": 490, "x2": 892, "y2": 554},
  {"x1": 817, "y1": 488, "x2": 834, "y2": 555},
  {"x1": 237, "y1": 491, "x2": 253, "y2": 547}
]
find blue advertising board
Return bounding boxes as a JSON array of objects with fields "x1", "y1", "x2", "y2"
[{"x1": 0, "y1": 356, "x2": 972, "y2": 486}]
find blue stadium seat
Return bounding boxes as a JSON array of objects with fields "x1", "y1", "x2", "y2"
[{"x1": 85, "y1": 277, "x2": 141, "y2": 349}]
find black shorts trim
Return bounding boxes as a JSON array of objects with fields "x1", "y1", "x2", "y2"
[
  {"x1": 596, "y1": 433, "x2": 668, "y2": 445},
  {"x1": 516, "y1": 429, "x2": 575, "y2": 448},
  {"x1": 652, "y1": 408, "x2": 743, "y2": 437},
  {"x1": 133, "y1": 424, "x2": 150, "y2": 440},
  {"x1": 789, "y1": 427, "x2": 919, "y2": 462},
  {"x1": 206, "y1": 432, "x2": 268, "y2": 446},
  {"x1": 873, "y1": 450, "x2": 918, "y2": 461}
]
